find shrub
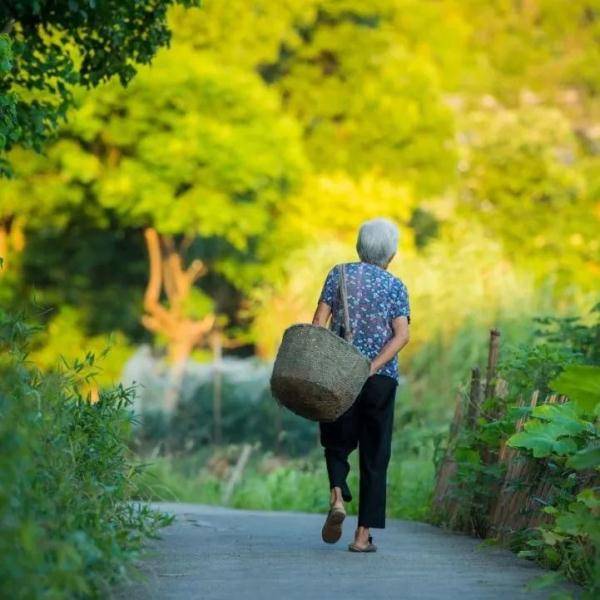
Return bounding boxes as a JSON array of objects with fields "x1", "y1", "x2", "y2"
[
  {"x1": 0, "y1": 309, "x2": 171, "y2": 598},
  {"x1": 432, "y1": 307, "x2": 599, "y2": 593}
]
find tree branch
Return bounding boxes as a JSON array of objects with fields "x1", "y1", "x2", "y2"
[
  {"x1": 186, "y1": 258, "x2": 206, "y2": 284},
  {"x1": 143, "y1": 227, "x2": 162, "y2": 310}
]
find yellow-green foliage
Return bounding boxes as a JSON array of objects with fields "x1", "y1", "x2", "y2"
[
  {"x1": 3, "y1": 0, "x2": 599, "y2": 364},
  {"x1": 30, "y1": 306, "x2": 133, "y2": 389},
  {"x1": 4, "y1": 1, "x2": 599, "y2": 595}
]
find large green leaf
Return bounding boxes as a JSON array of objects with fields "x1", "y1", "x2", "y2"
[
  {"x1": 554, "y1": 496, "x2": 600, "y2": 541},
  {"x1": 550, "y1": 365, "x2": 600, "y2": 413},
  {"x1": 508, "y1": 420, "x2": 578, "y2": 458},
  {"x1": 508, "y1": 400, "x2": 594, "y2": 458},
  {"x1": 530, "y1": 402, "x2": 591, "y2": 435}
]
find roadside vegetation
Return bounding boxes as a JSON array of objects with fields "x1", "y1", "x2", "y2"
[{"x1": 0, "y1": 309, "x2": 170, "y2": 598}]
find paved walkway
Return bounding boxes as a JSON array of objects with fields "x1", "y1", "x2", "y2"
[{"x1": 116, "y1": 502, "x2": 577, "y2": 599}]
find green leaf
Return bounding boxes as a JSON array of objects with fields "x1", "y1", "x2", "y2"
[
  {"x1": 576, "y1": 488, "x2": 600, "y2": 510},
  {"x1": 550, "y1": 365, "x2": 600, "y2": 413},
  {"x1": 530, "y1": 402, "x2": 590, "y2": 435},
  {"x1": 540, "y1": 529, "x2": 566, "y2": 546},
  {"x1": 566, "y1": 444, "x2": 600, "y2": 471},
  {"x1": 507, "y1": 420, "x2": 578, "y2": 458}
]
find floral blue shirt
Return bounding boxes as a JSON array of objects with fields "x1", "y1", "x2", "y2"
[{"x1": 318, "y1": 262, "x2": 410, "y2": 381}]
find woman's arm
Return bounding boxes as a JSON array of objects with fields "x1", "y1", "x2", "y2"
[
  {"x1": 369, "y1": 316, "x2": 410, "y2": 375},
  {"x1": 312, "y1": 301, "x2": 332, "y2": 328}
]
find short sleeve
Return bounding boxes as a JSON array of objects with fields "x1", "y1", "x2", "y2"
[
  {"x1": 318, "y1": 266, "x2": 339, "y2": 307},
  {"x1": 390, "y1": 278, "x2": 410, "y2": 323}
]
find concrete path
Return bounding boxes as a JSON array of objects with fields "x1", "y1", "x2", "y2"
[{"x1": 116, "y1": 502, "x2": 577, "y2": 600}]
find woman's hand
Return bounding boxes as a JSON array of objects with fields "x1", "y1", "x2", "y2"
[{"x1": 369, "y1": 361, "x2": 379, "y2": 376}]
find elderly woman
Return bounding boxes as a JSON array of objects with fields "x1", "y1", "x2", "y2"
[{"x1": 312, "y1": 218, "x2": 410, "y2": 553}]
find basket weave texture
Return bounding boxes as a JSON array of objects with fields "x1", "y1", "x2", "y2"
[{"x1": 270, "y1": 324, "x2": 370, "y2": 422}]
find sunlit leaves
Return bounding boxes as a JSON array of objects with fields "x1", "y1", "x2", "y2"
[
  {"x1": 265, "y1": 2, "x2": 456, "y2": 194},
  {"x1": 551, "y1": 365, "x2": 600, "y2": 414}
]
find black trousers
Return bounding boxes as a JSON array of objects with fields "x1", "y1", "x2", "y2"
[{"x1": 319, "y1": 374, "x2": 397, "y2": 529}]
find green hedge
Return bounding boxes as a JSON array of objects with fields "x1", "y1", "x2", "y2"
[{"x1": 0, "y1": 310, "x2": 170, "y2": 598}]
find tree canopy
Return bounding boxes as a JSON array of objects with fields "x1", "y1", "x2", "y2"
[
  {"x1": 0, "y1": 0, "x2": 200, "y2": 176},
  {"x1": 2, "y1": 0, "x2": 598, "y2": 369}
]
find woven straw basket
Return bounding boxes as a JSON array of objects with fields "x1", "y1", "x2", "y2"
[{"x1": 270, "y1": 323, "x2": 370, "y2": 422}]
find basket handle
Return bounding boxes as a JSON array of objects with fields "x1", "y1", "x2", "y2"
[{"x1": 339, "y1": 264, "x2": 353, "y2": 343}]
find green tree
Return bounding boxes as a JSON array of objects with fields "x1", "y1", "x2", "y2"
[
  {"x1": 5, "y1": 44, "x2": 306, "y2": 406},
  {"x1": 0, "y1": 0, "x2": 200, "y2": 176},
  {"x1": 177, "y1": 1, "x2": 457, "y2": 196},
  {"x1": 457, "y1": 0, "x2": 600, "y2": 100},
  {"x1": 259, "y1": 0, "x2": 456, "y2": 195},
  {"x1": 458, "y1": 104, "x2": 598, "y2": 288}
]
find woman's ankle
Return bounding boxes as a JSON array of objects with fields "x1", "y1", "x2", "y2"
[{"x1": 330, "y1": 486, "x2": 344, "y2": 508}]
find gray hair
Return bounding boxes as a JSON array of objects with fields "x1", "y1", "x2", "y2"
[{"x1": 356, "y1": 218, "x2": 399, "y2": 267}]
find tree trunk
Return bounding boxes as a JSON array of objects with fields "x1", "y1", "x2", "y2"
[
  {"x1": 163, "y1": 339, "x2": 195, "y2": 413},
  {"x1": 141, "y1": 227, "x2": 215, "y2": 413}
]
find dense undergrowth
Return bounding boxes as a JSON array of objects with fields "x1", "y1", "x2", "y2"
[
  {"x1": 433, "y1": 307, "x2": 600, "y2": 595},
  {"x1": 0, "y1": 310, "x2": 171, "y2": 599}
]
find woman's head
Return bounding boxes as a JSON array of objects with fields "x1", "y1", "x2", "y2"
[{"x1": 356, "y1": 218, "x2": 399, "y2": 268}]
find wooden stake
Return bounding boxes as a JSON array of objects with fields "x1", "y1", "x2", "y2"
[
  {"x1": 484, "y1": 329, "x2": 501, "y2": 400},
  {"x1": 449, "y1": 390, "x2": 465, "y2": 440},
  {"x1": 212, "y1": 330, "x2": 223, "y2": 446},
  {"x1": 530, "y1": 389, "x2": 539, "y2": 408},
  {"x1": 222, "y1": 444, "x2": 253, "y2": 505},
  {"x1": 467, "y1": 367, "x2": 482, "y2": 428}
]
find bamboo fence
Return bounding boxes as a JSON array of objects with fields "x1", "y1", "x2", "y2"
[{"x1": 431, "y1": 329, "x2": 594, "y2": 540}]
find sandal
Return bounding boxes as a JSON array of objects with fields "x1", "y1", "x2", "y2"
[
  {"x1": 348, "y1": 535, "x2": 377, "y2": 553},
  {"x1": 321, "y1": 506, "x2": 346, "y2": 544}
]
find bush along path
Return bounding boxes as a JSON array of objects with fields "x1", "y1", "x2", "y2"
[
  {"x1": 433, "y1": 308, "x2": 600, "y2": 597},
  {"x1": 0, "y1": 310, "x2": 171, "y2": 598}
]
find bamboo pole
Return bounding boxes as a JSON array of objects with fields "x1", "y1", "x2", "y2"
[
  {"x1": 432, "y1": 391, "x2": 465, "y2": 516},
  {"x1": 448, "y1": 390, "x2": 465, "y2": 440},
  {"x1": 489, "y1": 389, "x2": 541, "y2": 539}
]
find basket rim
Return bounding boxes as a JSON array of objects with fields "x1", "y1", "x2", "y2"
[{"x1": 282, "y1": 323, "x2": 370, "y2": 365}]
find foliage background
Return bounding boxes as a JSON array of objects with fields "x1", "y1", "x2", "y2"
[{"x1": 1, "y1": 0, "x2": 599, "y2": 593}]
